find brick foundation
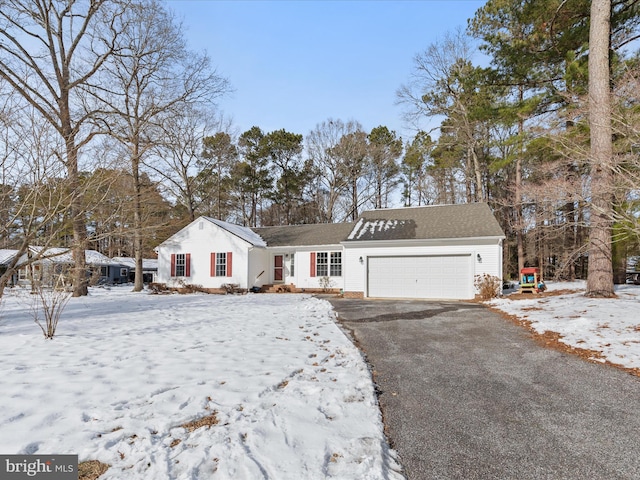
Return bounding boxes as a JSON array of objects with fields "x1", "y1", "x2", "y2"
[{"x1": 342, "y1": 291, "x2": 365, "y2": 299}]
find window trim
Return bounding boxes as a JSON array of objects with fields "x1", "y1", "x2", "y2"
[
  {"x1": 175, "y1": 253, "x2": 186, "y2": 277},
  {"x1": 216, "y1": 252, "x2": 227, "y2": 277},
  {"x1": 171, "y1": 253, "x2": 190, "y2": 277},
  {"x1": 330, "y1": 252, "x2": 342, "y2": 277},
  {"x1": 210, "y1": 251, "x2": 233, "y2": 277},
  {"x1": 312, "y1": 251, "x2": 342, "y2": 277}
]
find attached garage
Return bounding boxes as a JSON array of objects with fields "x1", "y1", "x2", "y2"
[
  {"x1": 342, "y1": 203, "x2": 505, "y2": 300},
  {"x1": 367, "y1": 254, "x2": 473, "y2": 299}
]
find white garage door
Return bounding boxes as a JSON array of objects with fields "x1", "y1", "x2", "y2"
[{"x1": 367, "y1": 255, "x2": 473, "y2": 299}]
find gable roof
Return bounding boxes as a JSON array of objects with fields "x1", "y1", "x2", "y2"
[
  {"x1": 345, "y1": 203, "x2": 504, "y2": 242},
  {"x1": 203, "y1": 217, "x2": 267, "y2": 247},
  {"x1": 253, "y1": 223, "x2": 354, "y2": 247}
]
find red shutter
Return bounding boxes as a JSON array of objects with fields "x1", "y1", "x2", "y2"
[
  {"x1": 185, "y1": 253, "x2": 191, "y2": 277},
  {"x1": 171, "y1": 254, "x2": 176, "y2": 277},
  {"x1": 227, "y1": 252, "x2": 233, "y2": 277},
  {"x1": 310, "y1": 252, "x2": 316, "y2": 277},
  {"x1": 210, "y1": 252, "x2": 216, "y2": 277}
]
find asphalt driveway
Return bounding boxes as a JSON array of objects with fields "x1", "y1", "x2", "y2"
[{"x1": 327, "y1": 297, "x2": 640, "y2": 480}]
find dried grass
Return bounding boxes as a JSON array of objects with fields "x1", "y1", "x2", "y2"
[
  {"x1": 181, "y1": 412, "x2": 219, "y2": 432},
  {"x1": 78, "y1": 460, "x2": 110, "y2": 480}
]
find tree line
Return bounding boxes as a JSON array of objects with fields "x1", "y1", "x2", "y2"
[{"x1": 2, "y1": 0, "x2": 640, "y2": 298}]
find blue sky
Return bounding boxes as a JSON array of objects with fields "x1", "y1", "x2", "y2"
[{"x1": 167, "y1": 0, "x2": 486, "y2": 142}]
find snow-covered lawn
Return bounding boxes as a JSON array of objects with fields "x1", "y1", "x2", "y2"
[
  {"x1": 0, "y1": 287, "x2": 402, "y2": 479},
  {"x1": 488, "y1": 281, "x2": 640, "y2": 371}
]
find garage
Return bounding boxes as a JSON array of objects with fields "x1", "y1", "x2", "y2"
[{"x1": 367, "y1": 255, "x2": 473, "y2": 299}]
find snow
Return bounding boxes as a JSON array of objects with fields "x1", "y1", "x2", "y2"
[
  {"x1": 0, "y1": 287, "x2": 402, "y2": 479},
  {"x1": 348, "y1": 219, "x2": 403, "y2": 240},
  {"x1": 112, "y1": 257, "x2": 158, "y2": 270},
  {"x1": 0, "y1": 248, "x2": 19, "y2": 264},
  {"x1": 488, "y1": 281, "x2": 640, "y2": 371},
  {"x1": 14, "y1": 247, "x2": 122, "y2": 266},
  {"x1": 204, "y1": 217, "x2": 267, "y2": 247},
  {"x1": 346, "y1": 218, "x2": 364, "y2": 240}
]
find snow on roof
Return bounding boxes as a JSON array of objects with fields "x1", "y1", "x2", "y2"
[
  {"x1": 112, "y1": 257, "x2": 158, "y2": 270},
  {"x1": 22, "y1": 247, "x2": 123, "y2": 265},
  {"x1": 0, "y1": 249, "x2": 19, "y2": 265},
  {"x1": 347, "y1": 219, "x2": 407, "y2": 241},
  {"x1": 204, "y1": 217, "x2": 267, "y2": 247}
]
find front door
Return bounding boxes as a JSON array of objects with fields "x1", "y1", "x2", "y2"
[{"x1": 274, "y1": 255, "x2": 284, "y2": 282}]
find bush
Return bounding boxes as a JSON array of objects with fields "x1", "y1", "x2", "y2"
[
  {"x1": 474, "y1": 274, "x2": 502, "y2": 300},
  {"x1": 318, "y1": 276, "x2": 334, "y2": 292},
  {"x1": 180, "y1": 283, "x2": 206, "y2": 294},
  {"x1": 29, "y1": 282, "x2": 72, "y2": 339}
]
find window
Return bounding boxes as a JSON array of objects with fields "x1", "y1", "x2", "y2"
[
  {"x1": 18, "y1": 267, "x2": 28, "y2": 281},
  {"x1": 171, "y1": 253, "x2": 190, "y2": 277},
  {"x1": 210, "y1": 252, "x2": 233, "y2": 277},
  {"x1": 316, "y1": 252, "x2": 328, "y2": 276},
  {"x1": 175, "y1": 254, "x2": 186, "y2": 277},
  {"x1": 330, "y1": 252, "x2": 342, "y2": 277},
  {"x1": 100, "y1": 266, "x2": 108, "y2": 277},
  {"x1": 216, "y1": 253, "x2": 227, "y2": 276},
  {"x1": 290, "y1": 253, "x2": 295, "y2": 276},
  {"x1": 120, "y1": 268, "x2": 127, "y2": 277},
  {"x1": 313, "y1": 251, "x2": 342, "y2": 277}
]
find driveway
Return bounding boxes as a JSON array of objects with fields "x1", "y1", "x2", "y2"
[{"x1": 327, "y1": 298, "x2": 640, "y2": 480}]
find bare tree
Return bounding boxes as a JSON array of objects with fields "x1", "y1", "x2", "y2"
[
  {"x1": 331, "y1": 130, "x2": 371, "y2": 222},
  {"x1": 397, "y1": 29, "x2": 493, "y2": 203},
  {"x1": 94, "y1": 0, "x2": 229, "y2": 291},
  {"x1": 0, "y1": 100, "x2": 80, "y2": 297},
  {"x1": 307, "y1": 119, "x2": 363, "y2": 222},
  {"x1": 148, "y1": 106, "x2": 216, "y2": 222},
  {"x1": 0, "y1": 0, "x2": 134, "y2": 296}
]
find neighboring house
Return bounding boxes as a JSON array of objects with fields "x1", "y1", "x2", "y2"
[
  {"x1": 16, "y1": 247, "x2": 129, "y2": 287},
  {"x1": 112, "y1": 257, "x2": 158, "y2": 283},
  {"x1": 156, "y1": 203, "x2": 506, "y2": 300},
  {"x1": 0, "y1": 249, "x2": 19, "y2": 285}
]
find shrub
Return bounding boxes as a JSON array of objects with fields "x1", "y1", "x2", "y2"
[
  {"x1": 181, "y1": 283, "x2": 206, "y2": 294},
  {"x1": 474, "y1": 274, "x2": 502, "y2": 300},
  {"x1": 318, "y1": 276, "x2": 334, "y2": 292},
  {"x1": 29, "y1": 282, "x2": 72, "y2": 339}
]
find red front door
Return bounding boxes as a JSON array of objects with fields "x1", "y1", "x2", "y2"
[{"x1": 274, "y1": 255, "x2": 284, "y2": 282}]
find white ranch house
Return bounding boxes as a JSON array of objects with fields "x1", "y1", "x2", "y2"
[{"x1": 155, "y1": 203, "x2": 505, "y2": 300}]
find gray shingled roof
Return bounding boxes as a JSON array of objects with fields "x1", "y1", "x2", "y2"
[
  {"x1": 345, "y1": 203, "x2": 505, "y2": 241},
  {"x1": 252, "y1": 223, "x2": 354, "y2": 247}
]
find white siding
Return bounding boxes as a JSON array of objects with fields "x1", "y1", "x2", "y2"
[
  {"x1": 156, "y1": 218, "x2": 266, "y2": 289},
  {"x1": 285, "y1": 247, "x2": 345, "y2": 291},
  {"x1": 248, "y1": 248, "x2": 269, "y2": 289},
  {"x1": 343, "y1": 239, "x2": 502, "y2": 299}
]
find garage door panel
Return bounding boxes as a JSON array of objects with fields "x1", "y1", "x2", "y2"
[{"x1": 367, "y1": 255, "x2": 472, "y2": 299}]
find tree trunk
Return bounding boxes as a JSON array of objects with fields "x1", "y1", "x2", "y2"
[
  {"x1": 65, "y1": 128, "x2": 88, "y2": 297},
  {"x1": 516, "y1": 89, "x2": 525, "y2": 275},
  {"x1": 132, "y1": 151, "x2": 144, "y2": 293},
  {"x1": 586, "y1": 0, "x2": 615, "y2": 297}
]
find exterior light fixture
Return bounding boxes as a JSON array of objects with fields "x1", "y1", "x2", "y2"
[
  {"x1": 477, "y1": 254, "x2": 482, "y2": 262},
  {"x1": 359, "y1": 256, "x2": 364, "y2": 264}
]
